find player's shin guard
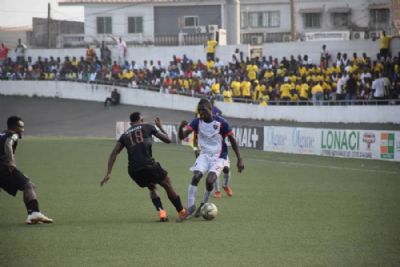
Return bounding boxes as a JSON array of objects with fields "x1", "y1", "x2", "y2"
[
  {"x1": 25, "y1": 199, "x2": 39, "y2": 215},
  {"x1": 223, "y1": 172, "x2": 230, "y2": 187},
  {"x1": 151, "y1": 197, "x2": 163, "y2": 211},
  {"x1": 170, "y1": 195, "x2": 184, "y2": 212},
  {"x1": 188, "y1": 184, "x2": 198, "y2": 208},
  {"x1": 202, "y1": 190, "x2": 211, "y2": 204}
]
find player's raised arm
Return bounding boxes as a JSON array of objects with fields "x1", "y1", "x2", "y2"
[
  {"x1": 178, "y1": 120, "x2": 193, "y2": 140},
  {"x1": 227, "y1": 134, "x2": 244, "y2": 173},
  {"x1": 100, "y1": 142, "x2": 124, "y2": 186},
  {"x1": 154, "y1": 117, "x2": 171, "y2": 143}
]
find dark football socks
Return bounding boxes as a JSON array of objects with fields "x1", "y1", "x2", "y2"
[
  {"x1": 169, "y1": 195, "x2": 184, "y2": 212},
  {"x1": 151, "y1": 197, "x2": 163, "y2": 211},
  {"x1": 25, "y1": 199, "x2": 40, "y2": 214}
]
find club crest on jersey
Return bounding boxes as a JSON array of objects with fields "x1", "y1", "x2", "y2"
[{"x1": 213, "y1": 122, "x2": 221, "y2": 130}]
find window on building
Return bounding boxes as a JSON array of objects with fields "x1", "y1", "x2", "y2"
[
  {"x1": 243, "y1": 11, "x2": 280, "y2": 28},
  {"x1": 249, "y1": 12, "x2": 260, "y2": 27},
  {"x1": 240, "y1": 12, "x2": 248, "y2": 28},
  {"x1": 304, "y1": 13, "x2": 321, "y2": 28},
  {"x1": 269, "y1": 12, "x2": 280, "y2": 27},
  {"x1": 332, "y1": 13, "x2": 350, "y2": 27},
  {"x1": 184, "y1": 16, "x2": 199, "y2": 28},
  {"x1": 128, "y1": 17, "x2": 143, "y2": 33},
  {"x1": 97, "y1": 17, "x2": 112, "y2": 34},
  {"x1": 369, "y1": 9, "x2": 390, "y2": 29}
]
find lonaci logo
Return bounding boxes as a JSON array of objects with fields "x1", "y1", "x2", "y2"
[{"x1": 380, "y1": 132, "x2": 394, "y2": 159}]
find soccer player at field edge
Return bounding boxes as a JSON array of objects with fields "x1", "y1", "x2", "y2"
[
  {"x1": 177, "y1": 99, "x2": 244, "y2": 221},
  {"x1": 100, "y1": 112, "x2": 187, "y2": 222},
  {"x1": 0, "y1": 116, "x2": 53, "y2": 224}
]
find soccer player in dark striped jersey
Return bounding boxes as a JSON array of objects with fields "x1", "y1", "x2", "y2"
[
  {"x1": 0, "y1": 116, "x2": 53, "y2": 224},
  {"x1": 100, "y1": 112, "x2": 186, "y2": 222}
]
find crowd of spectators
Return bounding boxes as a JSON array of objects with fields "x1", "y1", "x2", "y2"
[{"x1": 1, "y1": 42, "x2": 399, "y2": 106}]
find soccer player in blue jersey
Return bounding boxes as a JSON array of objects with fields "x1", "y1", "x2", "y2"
[{"x1": 178, "y1": 99, "x2": 244, "y2": 221}]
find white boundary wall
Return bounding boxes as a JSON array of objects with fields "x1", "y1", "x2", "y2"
[
  {"x1": 263, "y1": 126, "x2": 400, "y2": 162},
  {"x1": 115, "y1": 122, "x2": 400, "y2": 162},
  {"x1": 1, "y1": 80, "x2": 399, "y2": 124}
]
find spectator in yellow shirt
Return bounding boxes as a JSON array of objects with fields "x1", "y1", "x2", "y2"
[
  {"x1": 206, "y1": 36, "x2": 218, "y2": 61},
  {"x1": 241, "y1": 78, "x2": 252, "y2": 100},
  {"x1": 206, "y1": 59, "x2": 215, "y2": 70},
  {"x1": 253, "y1": 80, "x2": 266, "y2": 100},
  {"x1": 380, "y1": 31, "x2": 391, "y2": 60},
  {"x1": 246, "y1": 60, "x2": 259, "y2": 82},
  {"x1": 279, "y1": 82, "x2": 291, "y2": 101},
  {"x1": 311, "y1": 81, "x2": 324, "y2": 105},
  {"x1": 211, "y1": 81, "x2": 221, "y2": 98},
  {"x1": 231, "y1": 79, "x2": 242, "y2": 98},
  {"x1": 259, "y1": 95, "x2": 269, "y2": 106},
  {"x1": 223, "y1": 87, "x2": 233, "y2": 102},
  {"x1": 299, "y1": 81, "x2": 309, "y2": 104}
]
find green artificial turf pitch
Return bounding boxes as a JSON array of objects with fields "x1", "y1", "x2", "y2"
[{"x1": 1, "y1": 138, "x2": 399, "y2": 266}]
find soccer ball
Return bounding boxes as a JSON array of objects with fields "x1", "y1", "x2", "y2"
[{"x1": 200, "y1": 203, "x2": 218, "y2": 220}]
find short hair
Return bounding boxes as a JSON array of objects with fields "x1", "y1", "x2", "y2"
[
  {"x1": 198, "y1": 98, "x2": 211, "y2": 108},
  {"x1": 129, "y1": 112, "x2": 141, "y2": 123},
  {"x1": 7, "y1": 116, "x2": 23, "y2": 129}
]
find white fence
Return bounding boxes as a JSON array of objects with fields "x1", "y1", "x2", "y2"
[
  {"x1": 115, "y1": 122, "x2": 400, "y2": 162},
  {"x1": 6, "y1": 39, "x2": 380, "y2": 68},
  {"x1": 1, "y1": 81, "x2": 399, "y2": 124}
]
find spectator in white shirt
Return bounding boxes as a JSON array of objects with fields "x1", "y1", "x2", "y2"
[{"x1": 112, "y1": 36, "x2": 127, "y2": 65}]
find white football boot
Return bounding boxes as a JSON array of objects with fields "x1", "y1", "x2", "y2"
[{"x1": 26, "y1": 212, "x2": 53, "y2": 224}]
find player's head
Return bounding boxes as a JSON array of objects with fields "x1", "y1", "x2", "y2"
[
  {"x1": 7, "y1": 116, "x2": 24, "y2": 136},
  {"x1": 129, "y1": 112, "x2": 143, "y2": 124},
  {"x1": 197, "y1": 98, "x2": 212, "y2": 121}
]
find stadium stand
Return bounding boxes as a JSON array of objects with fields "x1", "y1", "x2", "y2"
[{"x1": 0, "y1": 49, "x2": 399, "y2": 106}]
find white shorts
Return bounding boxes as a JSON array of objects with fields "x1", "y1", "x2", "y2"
[
  {"x1": 190, "y1": 153, "x2": 224, "y2": 177},
  {"x1": 222, "y1": 156, "x2": 230, "y2": 168}
]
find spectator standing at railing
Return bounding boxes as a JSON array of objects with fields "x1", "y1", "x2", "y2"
[
  {"x1": 298, "y1": 79, "x2": 309, "y2": 104},
  {"x1": 0, "y1": 43, "x2": 9, "y2": 66},
  {"x1": 320, "y1": 44, "x2": 330, "y2": 69},
  {"x1": 112, "y1": 36, "x2": 127, "y2": 65},
  {"x1": 241, "y1": 77, "x2": 252, "y2": 101},
  {"x1": 345, "y1": 73, "x2": 358, "y2": 104},
  {"x1": 100, "y1": 41, "x2": 112, "y2": 66},
  {"x1": 85, "y1": 45, "x2": 96, "y2": 63},
  {"x1": 311, "y1": 81, "x2": 324, "y2": 105},
  {"x1": 223, "y1": 86, "x2": 233, "y2": 103},
  {"x1": 380, "y1": 31, "x2": 391, "y2": 60},
  {"x1": 14, "y1": 39, "x2": 25, "y2": 66},
  {"x1": 206, "y1": 35, "x2": 218, "y2": 61},
  {"x1": 231, "y1": 77, "x2": 241, "y2": 99}
]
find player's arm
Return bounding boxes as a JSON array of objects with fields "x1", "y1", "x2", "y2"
[
  {"x1": 178, "y1": 120, "x2": 193, "y2": 140},
  {"x1": 227, "y1": 134, "x2": 244, "y2": 173},
  {"x1": 154, "y1": 117, "x2": 171, "y2": 144},
  {"x1": 4, "y1": 136, "x2": 17, "y2": 169},
  {"x1": 100, "y1": 142, "x2": 124, "y2": 186}
]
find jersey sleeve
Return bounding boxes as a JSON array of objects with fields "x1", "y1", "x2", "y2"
[
  {"x1": 149, "y1": 124, "x2": 158, "y2": 136},
  {"x1": 188, "y1": 118, "x2": 199, "y2": 133},
  {"x1": 118, "y1": 134, "x2": 125, "y2": 145},
  {"x1": 219, "y1": 118, "x2": 233, "y2": 137}
]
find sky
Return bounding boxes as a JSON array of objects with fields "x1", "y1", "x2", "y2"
[{"x1": 0, "y1": 0, "x2": 84, "y2": 28}]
